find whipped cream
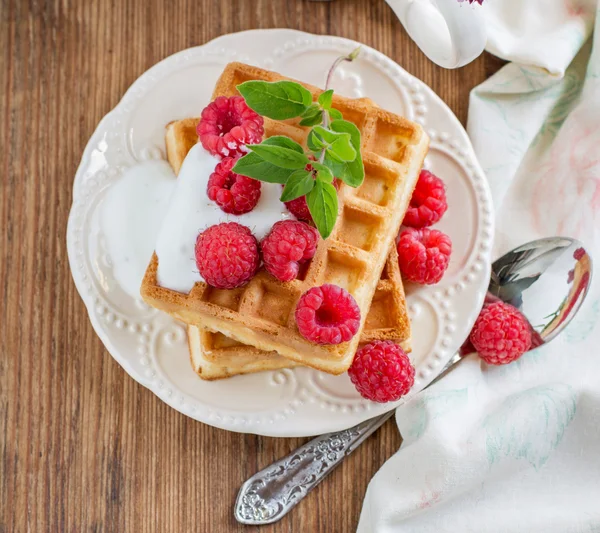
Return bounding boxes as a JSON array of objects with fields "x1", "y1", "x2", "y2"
[
  {"x1": 101, "y1": 160, "x2": 176, "y2": 299},
  {"x1": 155, "y1": 143, "x2": 292, "y2": 293}
]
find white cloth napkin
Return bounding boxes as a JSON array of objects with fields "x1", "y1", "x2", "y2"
[{"x1": 359, "y1": 2, "x2": 600, "y2": 531}]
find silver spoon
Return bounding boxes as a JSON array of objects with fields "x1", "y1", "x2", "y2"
[{"x1": 235, "y1": 236, "x2": 593, "y2": 525}]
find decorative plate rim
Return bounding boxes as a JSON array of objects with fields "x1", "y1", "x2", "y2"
[{"x1": 67, "y1": 29, "x2": 494, "y2": 437}]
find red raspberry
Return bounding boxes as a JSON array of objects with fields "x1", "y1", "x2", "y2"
[
  {"x1": 261, "y1": 221, "x2": 319, "y2": 281},
  {"x1": 195, "y1": 222, "x2": 259, "y2": 289},
  {"x1": 574, "y1": 247, "x2": 586, "y2": 261},
  {"x1": 348, "y1": 341, "x2": 415, "y2": 403},
  {"x1": 284, "y1": 194, "x2": 313, "y2": 222},
  {"x1": 397, "y1": 228, "x2": 452, "y2": 284},
  {"x1": 403, "y1": 170, "x2": 448, "y2": 228},
  {"x1": 207, "y1": 157, "x2": 261, "y2": 214},
  {"x1": 197, "y1": 96, "x2": 264, "y2": 158},
  {"x1": 295, "y1": 284, "x2": 361, "y2": 345},
  {"x1": 470, "y1": 302, "x2": 532, "y2": 365}
]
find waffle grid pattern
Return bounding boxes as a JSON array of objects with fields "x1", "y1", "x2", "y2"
[
  {"x1": 165, "y1": 117, "x2": 411, "y2": 380},
  {"x1": 142, "y1": 63, "x2": 428, "y2": 374}
]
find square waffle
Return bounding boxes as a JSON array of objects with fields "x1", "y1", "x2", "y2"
[
  {"x1": 141, "y1": 62, "x2": 428, "y2": 374},
  {"x1": 165, "y1": 118, "x2": 411, "y2": 380},
  {"x1": 188, "y1": 248, "x2": 411, "y2": 379}
]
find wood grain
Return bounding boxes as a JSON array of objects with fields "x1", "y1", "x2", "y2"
[{"x1": 0, "y1": 1, "x2": 500, "y2": 531}]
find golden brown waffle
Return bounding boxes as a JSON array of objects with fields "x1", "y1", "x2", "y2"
[
  {"x1": 189, "y1": 248, "x2": 410, "y2": 379},
  {"x1": 141, "y1": 62, "x2": 428, "y2": 374},
  {"x1": 165, "y1": 118, "x2": 411, "y2": 380}
]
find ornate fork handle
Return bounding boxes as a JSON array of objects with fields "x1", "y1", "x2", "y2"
[{"x1": 234, "y1": 411, "x2": 395, "y2": 525}]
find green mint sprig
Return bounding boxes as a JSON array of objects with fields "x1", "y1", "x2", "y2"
[{"x1": 233, "y1": 47, "x2": 364, "y2": 239}]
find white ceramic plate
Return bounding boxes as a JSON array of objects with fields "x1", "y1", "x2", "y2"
[{"x1": 67, "y1": 29, "x2": 493, "y2": 437}]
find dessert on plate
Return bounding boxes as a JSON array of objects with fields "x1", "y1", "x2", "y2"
[
  {"x1": 141, "y1": 61, "x2": 430, "y2": 378},
  {"x1": 161, "y1": 116, "x2": 411, "y2": 380}
]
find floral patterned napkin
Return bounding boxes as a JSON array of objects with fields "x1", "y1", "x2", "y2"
[{"x1": 359, "y1": 2, "x2": 600, "y2": 531}]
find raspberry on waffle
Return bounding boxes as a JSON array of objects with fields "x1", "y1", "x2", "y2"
[
  {"x1": 189, "y1": 249, "x2": 411, "y2": 379},
  {"x1": 166, "y1": 118, "x2": 412, "y2": 380},
  {"x1": 141, "y1": 62, "x2": 428, "y2": 375}
]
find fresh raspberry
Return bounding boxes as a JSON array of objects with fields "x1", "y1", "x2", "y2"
[
  {"x1": 207, "y1": 157, "x2": 261, "y2": 214},
  {"x1": 574, "y1": 247, "x2": 586, "y2": 261},
  {"x1": 195, "y1": 222, "x2": 260, "y2": 289},
  {"x1": 348, "y1": 341, "x2": 415, "y2": 403},
  {"x1": 470, "y1": 302, "x2": 532, "y2": 365},
  {"x1": 261, "y1": 221, "x2": 319, "y2": 281},
  {"x1": 284, "y1": 194, "x2": 313, "y2": 222},
  {"x1": 197, "y1": 96, "x2": 264, "y2": 158},
  {"x1": 284, "y1": 176, "x2": 340, "y2": 223},
  {"x1": 397, "y1": 228, "x2": 452, "y2": 284},
  {"x1": 403, "y1": 169, "x2": 448, "y2": 228},
  {"x1": 295, "y1": 284, "x2": 361, "y2": 345}
]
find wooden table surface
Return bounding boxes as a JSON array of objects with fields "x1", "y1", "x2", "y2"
[{"x1": 1, "y1": 1, "x2": 502, "y2": 531}]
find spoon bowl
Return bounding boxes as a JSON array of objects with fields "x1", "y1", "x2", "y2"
[{"x1": 489, "y1": 237, "x2": 592, "y2": 343}]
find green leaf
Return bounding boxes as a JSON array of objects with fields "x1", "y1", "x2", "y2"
[
  {"x1": 307, "y1": 180, "x2": 338, "y2": 239},
  {"x1": 318, "y1": 89, "x2": 334, "y2": 110},
  {"x1": 324, "y1": 119, "x2": 365, "y2": 187},
  {"x1": 301, "y1": 103, "x2": 321, "y2": 118},
  {"x1": 237, "y1": 80, "x2": 313, "y2": 120},
  {"x1": 328, "y1": 108, "x2": 343, "y2": 120},
  {"x1": 233, "y1": 136, "x2": 305, "y2": 183},
  {"x1": 307, "y1": 129, "x2": 327, "y2": 151},
  {"x1": 311, "y1": 162, "x2": 334, "y2": 183},
  {"x1": 312, "y1": 126, "x2": 356, "y2": 163},
  {"x1": 280, "y1": 170, "x2": 314, "y2": 202},
  {"x1": 248, "y1": 142, "x2": 309, "y2": 170},
  {"x1": 233, "y1": 153, "x2": 295, "y2": 184},
  {"x1": 262, "y1": 135, "x2": 305, "y2": 153},
  {"x1": 299, "y1": 111, "x2": 323, "y2": 127}
]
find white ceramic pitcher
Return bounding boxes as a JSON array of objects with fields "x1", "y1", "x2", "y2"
[{"x1": 387, "y1": 0, "x2": 487, "y2": 68}]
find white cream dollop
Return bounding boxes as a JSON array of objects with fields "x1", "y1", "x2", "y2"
[
  {"x1": 155, "y1": 144, "x2": 292, "y2": 294},
  {"x1": 100, "y1": 160, "x2": 176, "y2": 299}
]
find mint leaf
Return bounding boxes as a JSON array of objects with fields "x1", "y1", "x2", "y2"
[
  {"x1": 249, "y1": 142, "x2": 309, "y2": 170},
  {"x1": 311, "y1": 162, "x2": 334, "y2": 183},
  {"x1": 233, "y1": 136, "x2": 303, "y2": 183},
  {"x1": 233, "y1": 153, "x2": 294, "y2": 184},
  {"x1": 299, "y1": 109, "x2": 323, "y2": 127},
  {"x1": 312, "y1": 126, "x2": 356, "y2": 162},
  {"x1": 328, "y1": 108, "x2": 343, "y2": 120},
  {"x1": 261, "y1": 135, "x2": 305, "y2": 153},
  {"x1": 324, "y1": 119, "x2": 365, "y2": 187},
  {"x1": 307, "y1": 129, "x2": 327, "y2": 151},
  {"x1": 301, "y1": 103, "x2": 321, "y2": 117},
  {"x1": 237, "y1": 80, "x2": 313, "y2": 120},
  {"x1": 318, "y1": 89, "x2": 334, "y2": 110},
  {"x1": 307, "y1": 180, "x2": 338, "y2": 239},
  {"x1": 280, "y1": 170, "x2": 314, "y2": 202}
]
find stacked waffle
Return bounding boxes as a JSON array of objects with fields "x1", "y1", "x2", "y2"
[{"x1": 141, "y1": 63, "x2": 429, "y2": 379}]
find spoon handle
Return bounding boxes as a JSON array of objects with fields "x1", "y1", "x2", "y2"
[
  {"x1": 234, "y1": 352, "x2": 464, "y2": 525},
  {"x1": 234, "y1": 410, "x2": 395, "y2": 525}
]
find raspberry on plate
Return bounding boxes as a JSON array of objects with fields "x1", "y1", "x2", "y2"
[
  {"x1": 397, "y1": 228, "x2": 452, "y2": 285},
  {"x1": 348, "y1": 340, "x2": 415, "y2": 403},
  {"x1": 195, "y1": 222, "x2": 260, "y2": 289},
  {"x1": 403, "y1": 169, "x2": 448, "y2": 228},
  {"x1": 261, "y1": 220, "x2": 319, "y2": 281},
  {"x1": 197, "y1": 96, "x2": 264, "y2": 159},
  {"x1": 207, "y1": 157, "x2": 261, "y2": 214},
  {"x1": 470, "y1": 301, "x2": 532, "y2": 365},
  {"x1": 295, "y1": 284, "x2": 361, "y2": 345}
]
